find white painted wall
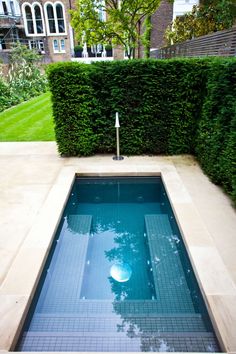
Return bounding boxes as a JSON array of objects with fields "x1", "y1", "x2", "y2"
[{"x1": 173, "y1": 0, "x2": 199, "y2": 20}]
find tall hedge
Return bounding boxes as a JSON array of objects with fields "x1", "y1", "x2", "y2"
[
  {"x1": 196, "y1": 59, "x2": 236, "y2": 203},
  {"x1": 47, "y1": 58, "x2": 236, "y2": 204},
  {"x1": 47, "y1": 62, "x2": 99, "y2": 156},
  {"x1": 88, "y1": 59, "x2": 208, "y2": 155}
]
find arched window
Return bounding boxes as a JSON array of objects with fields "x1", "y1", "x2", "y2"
[
  {"x1": 22, "y1": 2, "x2": 45, "y2": 36},
  {"x1": 25, "y1": 5, "x2": 34, "y2": 34},
  {"x1": 46, "y1": 4, "x2": 56, "y2": 33},
  {"x1": 44, "y1": 2, "x2": 66, "y2": 35},
  {"x1": 34, "y1": 5, "x2": 43, "y2": 33},
  {"x1": 56, "y1": 4, "x2": 65, "y2": 33}
]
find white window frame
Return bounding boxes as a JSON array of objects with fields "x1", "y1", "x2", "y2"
[
  {"x1": 28, "y1": 39, "x2": 45, "y2": 54},
  {"x1": 60, "y1": 38, "x2": 65, "y2": 52},
  {"x1": 52, "y1": 38, "x2": 66, "y2": 53},
  {"x1": 22, "y1": 2, "x2": 46, "y2": 37},
  {"x1": 44, "y1": 1, "x2": 67, "y2": 36},
  {"x1": 32, "y1": 2, "x2": 45, "y2": 35}
]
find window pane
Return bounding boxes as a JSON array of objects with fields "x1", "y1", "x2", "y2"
[
  {"x1": 47, "y1": 5, "x2": 56, "y2": 33},
  {"x1": 36, "y1": 20, "x2": 43, "y2": 33},
  {"x1": 58, "y1": 19, "x2": 65, "y2": 33},
  {"x1": 2, "y1": 1, "x2": 8, "y2": 15},
  {"x1": 39, "y1": 40, "x2": 44, "y2": 51},
  {"x1": 47, "y1": 4, "x2": 54, "y2": 19},
  {"x1": 25, "y1": 5, "x2": 32, "y2": 19},
  {"x1": 53, "y1": 39, "x2": 59, "y2": 51},
  {"x1": 60, "y1": 39, "x2": 65, "y2": 51},
  {"x1": 49, "y1": 19, "x2": 56, "y2": 33},
  {"x1": 34, "y1": 5, "x2": 41, "y2": 19},
  {"x1": 56, "y1": 4, "x2": 63, "y2": 18},
  {"x1": 29, "y1": 40, "x2": 36, "y2": 49},
  {"x1": 10, "y1": 1, "x2": 15, "y2": 15},
  {"x1": 27, "y1": 20, "x2": 34, "y2": 34},
  {"x1": 56, "y1": 4, "x2": 65, "y2": 33},
  {"x1": 25, "y1": 5, "x2": 34, "y2": 33}
]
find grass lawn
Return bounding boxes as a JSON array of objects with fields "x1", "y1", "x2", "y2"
[{"x1": 0, "y1": 92, "x2": 55, "y2": 141}]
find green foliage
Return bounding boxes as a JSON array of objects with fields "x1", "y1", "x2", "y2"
[
  {"x1": 0, "y1": 43, "x2": 48, "y2": 112},
  {"x1": 165, "y1": 0, "x2": 236, "y2": 44},
  {"x1": 8, "y1": 43, "x2": 48, "y2": 102},
  {"x1": 196, "y1": 59, "x2": 236, "y2": 203},
  {"x1": 0, "y1": 74, "x2": 12, "y2": 112},
  {"x1": 74, "y1": 45, "x2": 83, "y2": 52},
  {"x1": 143, "y1": 15, "x2": 152, "y2": 59},
  {"x1": 47, "y1": 58, "x2": 208, "y2": 156},
  {"x1": 105, "y1": 44, "x2": 112, "y2": 51},
  {"x1": 70, "y1": 0, "x2": 171, "y2": 58},
  {"x1": 48, "y1": 58, "x2": 236, "y2": 205},
  {"x1": 47, "y1": 63, "x2": 98, "y2": 156}
]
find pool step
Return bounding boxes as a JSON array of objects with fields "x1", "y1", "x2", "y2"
[
  {"x1": 18, "y1": 331, "x2": 219, "y2": 352},
  {"x1": 67, "y1": 214, "x2": 92, "y2": 235},
  {"x1": 29, "y1": 312, "x2": 208, "y2": 333},
  {"x1": 145, "y1": 214, "x2": 195, "y2": 312},
  {"x1": 40, "y1": 298, "x2": 196, "y2": 314},
  {"x1": 37, "y1": 215, "x2": 92, "y2": 311}
]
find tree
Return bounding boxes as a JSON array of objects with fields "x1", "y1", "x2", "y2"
[
  {"x1": 165, "y1": 0, "x2": 236, "y2": 45},
  {"x1": 70, "y1": 0, "x2": 173, "y2": 59}
]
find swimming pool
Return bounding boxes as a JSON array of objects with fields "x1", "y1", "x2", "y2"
[{"x1": 17, "y1": 176, "x2": 221, "y2": 352}]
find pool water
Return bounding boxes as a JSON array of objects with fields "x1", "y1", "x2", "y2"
[{"x1": 17, "y1": 177, "x2": 221, "y2": 352}]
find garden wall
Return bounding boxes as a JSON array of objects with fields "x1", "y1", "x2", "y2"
[{"x1": 47, "y1": 58, "x2": 236, "y2": 204}]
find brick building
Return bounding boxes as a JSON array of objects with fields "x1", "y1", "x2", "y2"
[
  {"x1": 150, "y1": 0, "x2": 173, "y2": 51},
  {"x1": 0, "y1": 0, "x2": 74, "y2": 62}
]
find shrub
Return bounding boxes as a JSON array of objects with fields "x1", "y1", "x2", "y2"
[
  {"x1": 105, "y1": 44, "x2": 112, "y2": 51},
  {"x1": 74, "y1": 45, "x2": 83, "y2": 52},
  {"x1": 0, "y1": 75, "x2": 12, "y2": 112},
  {"x1": 7, "y1": 43, "x2": 48, "y2": 105}
]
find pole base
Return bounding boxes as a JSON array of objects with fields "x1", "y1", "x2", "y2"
[{"x1": 113, "y1": 155, "x2": 124, "y2": 161}]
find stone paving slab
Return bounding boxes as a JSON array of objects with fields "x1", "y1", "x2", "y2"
[{"x1": 0, "y1": 142, "x2": 235, "y2": 353}]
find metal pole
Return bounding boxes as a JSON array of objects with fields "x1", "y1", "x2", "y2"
[
  {"x1": 113, "y1": 112, "x2": 124, "y2": 160},
  {"x1": 116, "y1": 126, "x2": 120, "y2": 158}
]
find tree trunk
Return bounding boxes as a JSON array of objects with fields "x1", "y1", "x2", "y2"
[{"x1": 137, "y1": 20, "x2": 141, "y2": 58}]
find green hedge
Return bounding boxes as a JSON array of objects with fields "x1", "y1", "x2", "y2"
[
  {"x1": 89, "y1": 59, "x2": 208, "y2": 155},
  {"x1": 47, "y1": 58, "x2": 236, "y2": 204},
  {"x1": 196, "y1": 59, "x2": 236, "y2": 203}
]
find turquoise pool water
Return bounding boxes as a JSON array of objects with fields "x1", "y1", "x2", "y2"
[{"x1": 17, "y1": 177, "x2": 221, "y2": 352}]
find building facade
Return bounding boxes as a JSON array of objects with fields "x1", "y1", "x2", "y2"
[{"x1": 0, "y1": 0, "x2": 74, "y2": 62}]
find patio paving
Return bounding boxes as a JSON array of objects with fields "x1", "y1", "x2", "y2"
[{"x1": 0, "y1": 142, "x2": 235, "y2": 353}]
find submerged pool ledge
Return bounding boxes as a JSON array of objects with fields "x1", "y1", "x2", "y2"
[{"x1": 0, "y1": 156, "x2": 236, "y2": 353}]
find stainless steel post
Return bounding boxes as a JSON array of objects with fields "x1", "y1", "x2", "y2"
[
  {"x1": 113, "y1": 112, "x2": 124, "y2": 160},
  {"x1": 116, "y1": 126, "x2": 120, "y2": 158}
]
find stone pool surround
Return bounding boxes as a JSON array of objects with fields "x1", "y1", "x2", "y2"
[{"x1": 0, "y1": 142, "x2": 236, "y2": 354}]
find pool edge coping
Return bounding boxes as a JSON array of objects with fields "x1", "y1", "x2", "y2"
[{"x1": 0, "y1": 164, "x2": 235, "y2": 353}]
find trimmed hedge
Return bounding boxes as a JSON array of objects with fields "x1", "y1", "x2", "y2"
[
  {"x1": 47, "y1": 58, "x2": 236, "y2": 204},
  {"x1": 196, "y1": 59, "x2": 236, "y2": 203},
  {"x1": 48, "y1": 63, "x2": 99, "y2": 155}
]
